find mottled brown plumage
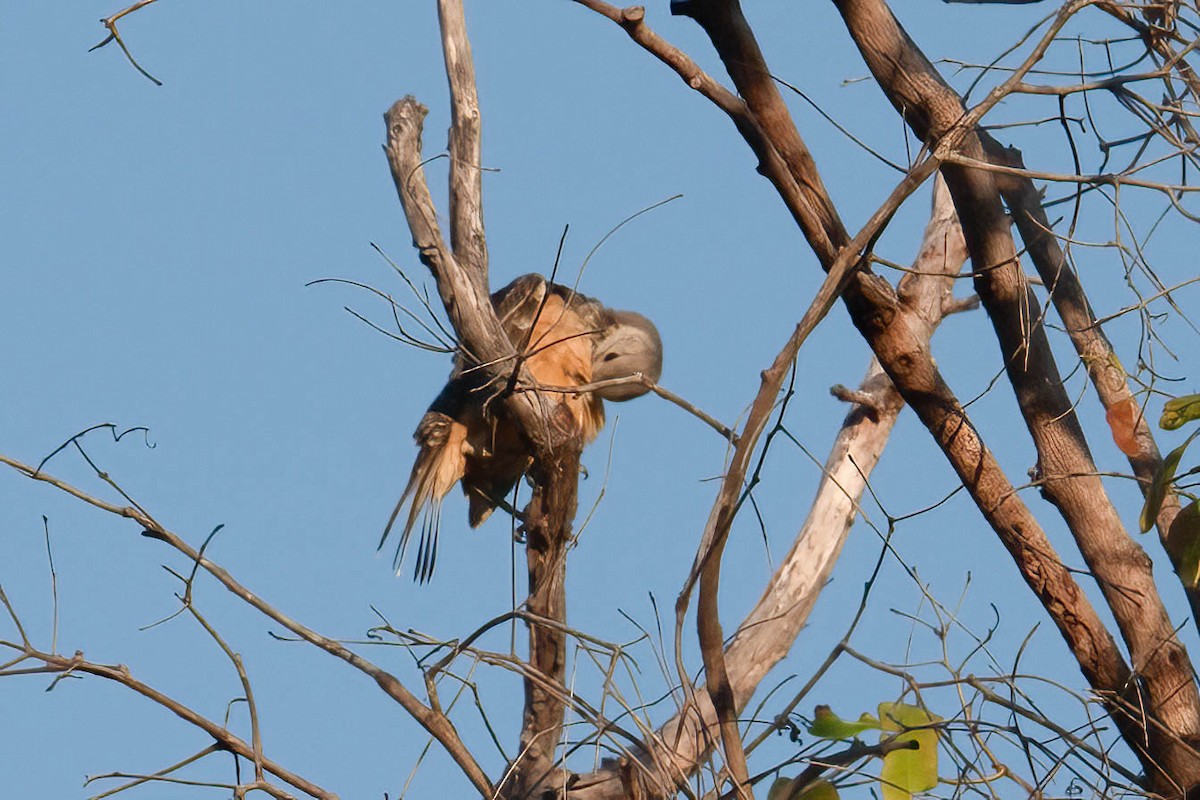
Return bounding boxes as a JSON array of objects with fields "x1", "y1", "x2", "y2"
[{"x1": 381, "y1": 274, "x2": 663, "y2": 581}]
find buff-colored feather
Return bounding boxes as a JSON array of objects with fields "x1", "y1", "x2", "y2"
[{"x1": 381, "y1": 275, "x2": 662, "y2": 581}]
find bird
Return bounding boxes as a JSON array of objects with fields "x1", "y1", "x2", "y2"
[{"x1": 381, "y1": 273, "x2": 663, "y2": 581}]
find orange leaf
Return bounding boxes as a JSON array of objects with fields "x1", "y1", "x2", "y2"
[{"x1": 1106, "y1": 398, "x2": 1140, "y2": 457}]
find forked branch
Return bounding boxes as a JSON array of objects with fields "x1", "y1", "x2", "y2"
[
  {"x1": 383, "y1": 3, "x2": 583, "y2": 794},
  {"x1": 831, "y1": 0, "x2": 1200, "y2": 790},
  {"x1": 586, "y1": 0, "x2": 1179, "y2": 793},
  {"x1": 0, "y1": 452, "x2": 494, "y2": 797}
]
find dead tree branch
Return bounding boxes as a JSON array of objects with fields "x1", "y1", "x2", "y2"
[
  {"x1": 0, "y1": 453, "x2": 495, "y2": 797},
  {"x1": 615, "y1": 177, "x2": 969, "y2": 798},
  {"x1": 1, "y1": 646, "x2": 331, "y2": 799},
  {"x1": 383, "y1": 3, "x2": 587, "y2": 794},
  {"x1": 89, "y1": 0, "x2": 163, "y2": 85}
]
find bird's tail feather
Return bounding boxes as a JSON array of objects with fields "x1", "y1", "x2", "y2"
[
  {"x1": 413, "y1": 503, "x2": 440, "y2": 583},
  {"x1": 379, "y1": 412, "x2": 467, "y2": 581}
]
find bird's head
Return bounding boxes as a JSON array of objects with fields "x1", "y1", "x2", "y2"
[{"x1": 592, "y1": 310, "x2": 663, "y2": 401}]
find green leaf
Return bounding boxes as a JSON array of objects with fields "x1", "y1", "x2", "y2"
[
  {"x1": 768, "y1": 777, "x2": 793, "y2": 800},
  {"x1": 1140, "y1": 429, "x2": 1200, "y2": 532},
  {"x1": 800, "y1": 780, "x2": 839, "y2": 800},
  {"x1": 1161, "y1": 394, "x2": 1200, "y2": 431},
  {"x1": 1172, "y1": 502, "x2": 1200, "y2": 588},
  {"x1": 768, "y1": 777, "x2": 839, "y2": 800},
  {"x1": 807, "y1": 705, "x2": 880, "y2": 740},
  {"x1": 878, "y1": 702, "x2": 940, "y2": 800}
]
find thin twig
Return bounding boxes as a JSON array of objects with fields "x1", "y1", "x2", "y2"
[{"x1": 89, "y1": 0, "x2": 163, "y2": 85}]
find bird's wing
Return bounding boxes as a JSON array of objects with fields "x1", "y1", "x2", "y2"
[
  {"x1": 491, "y1": 274, "x2": 608, "y2": 440},
  {"x1": 524, "y1": 291, "x2": 606, "y2": 443},
  {"x1": 492, "y1": 274, "x2": 614, "y2": 352},
  {"x1": 492, "y1": 273, "x2": 548, "y2": 351}
]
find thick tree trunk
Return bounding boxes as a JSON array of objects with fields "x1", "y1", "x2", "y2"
[{"x1": 505, "y1": 440, "x2": 582, "y2": 798}]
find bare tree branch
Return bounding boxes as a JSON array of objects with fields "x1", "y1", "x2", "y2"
[
  {"x1": 438, "y1": 0, "x2": 488, "y2": 279},
  {"x1": 619, "y1": 178, "x2": 970, "y2": 796},
  {"x1": 2, "y1": 646, "x2": 330, "y2": 799},
  {"x1": 89, "y1": 0, "x2": 163, "y2": 85},
  {"x1": 384, "y1": 3, "x2": 590, "y2": 789},
  {"x1": 609, "y1": 0, "x2": 1176, "y2": 792},
  {"x1": 980, "y1": 133, "x2": 1195, "y2": 610},
  {"x1": 830, "y1": 0, "x2": 1200, "y2": 791},
  {"x1": 0, "y1": 453, "x2": 495, "y2": 797}
]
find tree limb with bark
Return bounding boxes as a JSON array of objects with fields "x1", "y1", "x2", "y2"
[{"x1": 5, "y1": 0, "x2": 1200, "y2": 798}]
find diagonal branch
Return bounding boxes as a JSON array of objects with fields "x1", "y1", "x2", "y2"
[
  {"x1": 667, "y1": 155, "x2": 937, "y2": 800},
  {"x1": 90, "y1": 0, "x2": 163, "y2": 85},
  {"x1": 603, "y1": 178, "x2": 968, "y2": 798},
  {"x1": 579, "y1": 0, "x2": 1167, "y2": 793},
  {"x1": 831, "y1": 0, "x2": 1200, "y2": 791},
  {"x1": 979, "y1": 133, "x2": 1197, "y2": 616},
  {"x1": 668, "y1": 0, "x2": 850, "y2": 251},
  {"x1": 0, "y1": 453, "x2": 495, "y2": 797},
  {"x1": 572, "y1": 1, "x2": 839, "y2": 265},
  {"x1": 3, "y1": 647, "x2": 330, "y2": 799}
]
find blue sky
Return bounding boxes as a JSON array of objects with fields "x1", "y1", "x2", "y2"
[{"x1": 3, "y1": 2, "x2": 1198, "y2": 798}]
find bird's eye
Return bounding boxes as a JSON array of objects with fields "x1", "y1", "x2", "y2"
[{"x1": 603, "y1": 352, "x2": 619, "y2": 361}]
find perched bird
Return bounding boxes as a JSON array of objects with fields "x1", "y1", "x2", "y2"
[{"x1": 381, "y1": 274, "x2": 663, "y2": 581}]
